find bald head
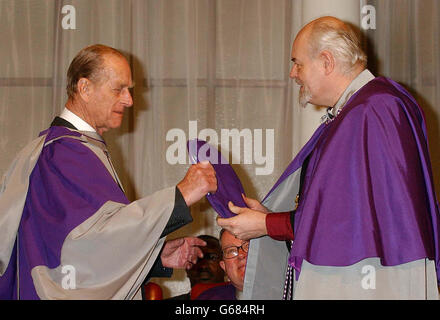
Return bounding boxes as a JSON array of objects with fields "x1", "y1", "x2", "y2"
[
  {"x1": 290, "y1": 16, "x2": 367, "y2": 107},
  {"x1": 299, "y1": 16, "x2": 347, "y2": 36},
  {"x1": 298, "y1": 16, "x2": 367, "y2": 74}
]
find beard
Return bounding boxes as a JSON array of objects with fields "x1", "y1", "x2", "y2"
[
  {"x1": 295, "y1": 78, "x2": 312, "y2": 108},
  {"x1": 298, "y1": 85, "x2": 312, "y2": 108}
]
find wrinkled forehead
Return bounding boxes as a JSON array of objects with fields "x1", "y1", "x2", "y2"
[
  {"x1": 101, "y1": 54, "x2": 133, "y2": 86},
  {"x1": 291, "y1": 27, "x2": 312, "y2": 59},
  {"x1": 291, "y1": 40, "x2": 307, "y2": 66},
  {"x1": 221, "y1": 232, "x2": 247, "y2": 249}
]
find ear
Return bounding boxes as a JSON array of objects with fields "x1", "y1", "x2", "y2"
[
  {"x1": 219, "y1": 260, "x2": 226, "y2": 272},
  {"x1": 320, "y1": 50, "x2": 335, "y2": 76},
  {"x1": 77, "y1": 78, "x2": 92, "y2": 102}
]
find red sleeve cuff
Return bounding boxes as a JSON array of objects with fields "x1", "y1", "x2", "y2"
[{"x1": 265, "y1": 212, "x2": 294, "y2": 241}]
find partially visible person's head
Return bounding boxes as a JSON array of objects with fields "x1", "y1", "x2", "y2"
[
  {"x1": 290, "y1": 16, "x2": 367, "y2": 108},
  {"x1": 219, "y1": 229, "x2": 248, "y2": 292},
  {"x1": 186, "y1": 235, "x2": 225, "y2": 287},
  {"x1": 66, "y1": 44, "x2": 134, "y2": 134}
]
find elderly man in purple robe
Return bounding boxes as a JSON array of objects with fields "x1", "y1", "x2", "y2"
[
  {"x1": 0, "y1": 44, "x2": 217, "y2": 300},
  {"x1": 218, "y1": 16, "x2": 440, "y2": 299}
]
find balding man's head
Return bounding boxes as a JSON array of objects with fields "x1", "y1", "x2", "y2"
[
  {"x1": 66, "y1": 44, "x2": 127, "y2": 101},
  {"x1": 299, "y1": 16, "x2": 367, "y2": 74},
  {"x1": 290, "y1": 16, "x2": 367, "y2": 107},
  {"x1": 65, "y1": 44, "x2": 134, "y2": 135}
]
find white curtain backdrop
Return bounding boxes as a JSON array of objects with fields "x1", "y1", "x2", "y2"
[{"x1": 0, "y1": 0, "x2": 439, "y2": 298}]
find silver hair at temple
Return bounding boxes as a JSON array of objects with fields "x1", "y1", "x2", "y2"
[{"x1": 308, "y1": 19, "x2": 367, "y2": 74}]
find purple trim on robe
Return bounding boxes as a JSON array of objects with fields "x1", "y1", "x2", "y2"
[
  {"x1": 264, "y1": 77, "x2": 440, "y2": 283},
  {"x1": 195, "y1": 283, "x2": 237, "y2": 300},
  {"x1": 263, "y1": 123, "x2": 327, "y2": 202},
  {"x1": 0, "y1": 126, "x2": 129, "y2": 299}
]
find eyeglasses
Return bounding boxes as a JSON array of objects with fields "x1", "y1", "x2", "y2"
[{"x1": 222, "y1": 242, "x2": 249, "y2": 259}]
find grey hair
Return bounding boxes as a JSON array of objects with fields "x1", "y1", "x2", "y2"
[
  {"x1": 66, "y1": 44, "x2": 126, "y2": 100},
  {"x1": 308, "y1": 20, "x2": 367, "y2": 74}
]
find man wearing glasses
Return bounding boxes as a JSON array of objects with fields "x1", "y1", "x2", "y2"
[
  {"x1": 168, "y1": 235, "x2": 225, "y2": 300},
  {"x1": 196, "y1": 229, "x2": 249, "y2": 300}
]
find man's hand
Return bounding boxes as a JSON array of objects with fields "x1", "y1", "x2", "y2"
[
  {"x1": 161, "y1": 237, "x2": 206, "y2": 270},
  {"x1": 241, "y1": 194, "x2": 269, "y2": 213},
  {"x1": 177, "y1": 161, "x2": 217, "y2": 206},
  {"x1": 217, "y1": 201, "x2": 268, "y2": 241}
]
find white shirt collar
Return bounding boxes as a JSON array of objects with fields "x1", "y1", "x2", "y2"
[
  {"x1": 321, "y1": 69, "x2": 376, "y2": 123},
  {"x1": 332, "y1": 69, "x2": 375, "y2": 117},
  {"x1": 60, "y1": 107, "x2": 96, "y2": 132}
]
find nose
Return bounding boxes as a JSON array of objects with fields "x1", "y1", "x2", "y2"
[
  {"x1": 122, "y1": 88, "x2": 133, "y2": 107},
  {"x1": 289, "y1": 64, "x2": 298, "y2": 79}
]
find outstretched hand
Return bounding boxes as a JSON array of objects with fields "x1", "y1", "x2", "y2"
[
  {"x1": 160, "y1": 237, "x2": 206, "y2": 270},
  {"x1": 217, "y1": 196, "x2": 268, "y2": 241}
]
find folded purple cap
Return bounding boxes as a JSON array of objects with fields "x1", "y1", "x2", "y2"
[{"x1": 187, "y1": 139, "x2": 248, "y2": 218}]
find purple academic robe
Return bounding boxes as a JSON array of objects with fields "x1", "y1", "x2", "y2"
[
  {"x1": 265, "y1": 77, "x2": 440, "y2": 283},
  {"x1": 0, "y1": 127, "x2": 130, "y2": 299}
]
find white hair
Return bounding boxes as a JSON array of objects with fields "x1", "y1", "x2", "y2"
[{"x1": 308, "y1": 21, "x2": 367, "y2": 74}]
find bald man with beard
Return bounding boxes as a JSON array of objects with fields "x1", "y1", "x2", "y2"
[{"x1": 218, "y1": 16, "x2": 440, "y2": 300}]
